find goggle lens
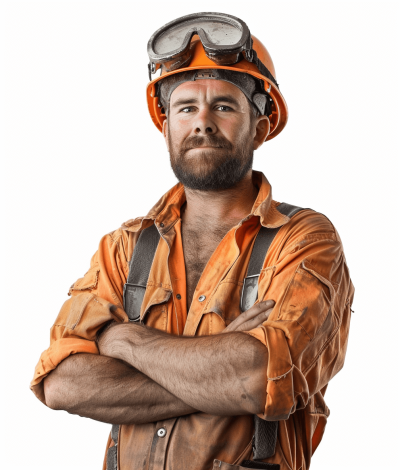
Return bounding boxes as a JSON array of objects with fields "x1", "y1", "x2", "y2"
[
  {"x1": 153, "y1": 19, "x2": 244, "y2": 55},
  {"x1": 148, "y1": 13, "x2": 250, "y2": 73}
]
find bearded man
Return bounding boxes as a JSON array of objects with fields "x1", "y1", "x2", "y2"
[{"x1": 31, "y1": 12, "x2": 354, "y2": 470}]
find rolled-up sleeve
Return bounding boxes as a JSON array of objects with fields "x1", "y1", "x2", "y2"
[
  {"x1": 245, "y1": 211, "x2": 354, "y2": 420},
  {"x1": 31, "y1": 229, "x2": 131, "y2": 404}
]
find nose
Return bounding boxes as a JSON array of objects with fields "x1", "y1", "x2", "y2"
[{"x1": 193, "y1": 108, "x2": 217, "y2": 136}]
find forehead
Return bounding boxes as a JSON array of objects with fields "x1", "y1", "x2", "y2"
[{"x1": 170, "y1": 79, "x2": 247, "y2": 104}]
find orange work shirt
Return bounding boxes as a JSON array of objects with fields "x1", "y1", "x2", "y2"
[{"x1": 31, "y1": 171, "x2": 354, "y2": 470}]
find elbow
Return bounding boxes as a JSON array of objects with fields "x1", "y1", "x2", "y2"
[
  {"x1": 43, "y1": 372, "x2": 68, "y2": 411},
  {"x1": 240, "y1": 345, "x2": 268, "y2": 415},
  {"x1": 241, "y1": 389, "x2": 266, "y2": 415},
  {"x1": 237, "y1": 374, "x2": 266, "y2": 415}
]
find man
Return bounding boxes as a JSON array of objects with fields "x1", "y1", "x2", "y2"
[{"x1": 31, "y1": 12, "x2": 354, "y2": 470}]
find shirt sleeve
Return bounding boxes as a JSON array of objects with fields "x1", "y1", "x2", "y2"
[
  {"x1": 244, "y1": 210, "x2": 354, "y2": 420},
  {"x1": 30, "y1": 228, "x2": 131, "y2": 404}
]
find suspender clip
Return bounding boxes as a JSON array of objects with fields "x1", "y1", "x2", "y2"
[{"x1": 123, "y1": 283, "x2": 146, "y2": 322}]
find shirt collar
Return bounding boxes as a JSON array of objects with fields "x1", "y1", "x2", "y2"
[
  {"x1": 121, "y1": 171, "x2": 289, "y2": 233},
  {"x1": 251, "y1": 171, "x2": 290, "y2": 228}
]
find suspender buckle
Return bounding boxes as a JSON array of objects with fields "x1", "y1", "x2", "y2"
[
  {"x1": 240, "y1": 274, "x2": 260, "y2": 312},
  {"x1": 123, "y1": 283, "x2": 146, "y2": 322}
]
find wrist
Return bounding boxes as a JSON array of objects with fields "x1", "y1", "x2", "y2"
[{"x1": 98, "y1": 322, "x2": 137, "y2": 362}]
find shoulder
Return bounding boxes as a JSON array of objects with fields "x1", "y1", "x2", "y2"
[
  {"x1": 281, "y1": 207, "x2": 339, "y2": 244},
  {"x1": 82, "y1": 226, "x2": 134, "y2": 276},
  {"x1": 273, "y1": 207, "x2": 345, "y2": 267},
  {"x1": 98, "y1": 226, "x2": 129, "y2": 251},
  {"x1": 269, "y1": 207, "x2": 351, "y2": 291}
]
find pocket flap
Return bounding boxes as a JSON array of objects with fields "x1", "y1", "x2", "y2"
[{"x1": 69, "y1": 268, "x2": 100, "y2": 293}]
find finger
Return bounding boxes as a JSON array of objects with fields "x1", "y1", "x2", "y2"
[
  {"x1": 239, "y1": 300, "x2": 275, "y2": 323},
  {"x1": 222, "y1": 300, "x2": 275, "y2": 333},
  {"x1": 238, "y1": 300, "x2": 275, "y2": 324},
  {"x1": 249, "y1": 299, "x2": 275, "y2": 314},
  {"x1": 225, "y1": 307, "x2": 273, "y2": 333},
  {"x1": 235, "y1": 307, "x2": 274, "y2": 332}
]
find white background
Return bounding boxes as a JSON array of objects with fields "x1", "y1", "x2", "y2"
[{"x1": 1, "y1": 1, "x2": 399, "y2": 469}]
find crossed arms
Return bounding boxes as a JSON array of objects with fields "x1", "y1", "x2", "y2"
[
  {"x1": 37, "y1": 212, "x2": 352, "y2": 431},
  {"x1": 43, "y1": 300, "x2": 275, "y2": 424}
]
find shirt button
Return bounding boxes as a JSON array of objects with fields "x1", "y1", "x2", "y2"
[
  {"x1": 176, "y1": 294, "x2": 181, "y2": 299},
  {"x1": 160, "y1": 223, "x2": 165, "y2": 228},
  {"x1": 157, "y1": 428, "x2": 166, "y2": 438},
  {"x1": 198, "y1": 295, "x2": 206, "y2": 302}
]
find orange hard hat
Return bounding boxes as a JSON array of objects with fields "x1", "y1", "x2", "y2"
[{"x1": 146, "y1": 35, "x2": 288, "y2": 141}]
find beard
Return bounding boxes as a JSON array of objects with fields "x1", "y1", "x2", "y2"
[{"x1": 168, "y1": 127, "x2": 254, "y2": 191}]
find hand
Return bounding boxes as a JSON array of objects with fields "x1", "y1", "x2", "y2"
[
  {"x1": 222, "y1": 300, "x2": 275, "y2": 333},
  {"x1": 97, "y1": 321, "x2": 126, "y2": 358}
]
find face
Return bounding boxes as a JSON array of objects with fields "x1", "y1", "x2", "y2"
[{"x1": 163, "y1": 79, "x2": 270, "y2": 191}]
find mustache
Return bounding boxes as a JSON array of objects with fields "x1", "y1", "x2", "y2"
[{"x1": 181, "y1": 135, "x2": 233, "y2": 152}]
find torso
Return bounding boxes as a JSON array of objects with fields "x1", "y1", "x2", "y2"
[
  {"x1": 180, "y1": 181, "x2": 258, "y2": 311},
  {"x1": 181, "y1": 216, "x2": 234, "y2": 311}
]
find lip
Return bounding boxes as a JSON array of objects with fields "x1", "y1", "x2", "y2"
[{"x1": 187, "y1": 146, "x2": 223, "y2": 150}]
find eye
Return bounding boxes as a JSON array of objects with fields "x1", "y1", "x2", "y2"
[
  {"x1": 180, "y1": 106, "x2": 195, "y2": 113},
  {"x1": 216, "y1": 105, "x2": 233, "y2": 112}
]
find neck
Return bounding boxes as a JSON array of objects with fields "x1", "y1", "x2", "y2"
[{"x1": 182, "y1": 170, "x2": 258, "y2": 229}]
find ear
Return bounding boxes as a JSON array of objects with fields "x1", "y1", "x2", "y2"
[
  {"x1": 253, "y1": 115, "x2": 270, "y2": 150},
  {"x1": 162, "y1": 119, "x2": 170, "y2": 152}
]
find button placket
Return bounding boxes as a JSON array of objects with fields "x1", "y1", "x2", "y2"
[
  {"x1": 148, "y1": 418, "x2": 177, "y2": 469},
  {"x1": 183, "y1": 223, "x2": 241, "y2": 337}
]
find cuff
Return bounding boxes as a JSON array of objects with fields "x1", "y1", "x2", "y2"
[
  {"x1": 30, "y1": 337, "x2": 99, "y2": 404},
  {"x1": 244, "y1": 325, "x2": 296, "y2": 420}
]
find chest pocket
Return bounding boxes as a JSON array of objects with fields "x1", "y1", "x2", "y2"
[
  {"x1": 144, "y1": 302, "x2": 168, "y2": 330},
  {"x1": 141, "y1": 284, "x2": 172, "y2": 331},
  {"x1": 206, "y1": 279, "x2": 243, "y2": 327}
]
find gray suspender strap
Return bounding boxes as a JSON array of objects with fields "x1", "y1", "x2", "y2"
[
  {"x1": 241, "y1": 203, "x2": 304, "y2": 313},
  {"x1": 243, "y1": 202, "x2": 304, "y2": 464},
  {"x1": 106, "y1": 425, "x2": 119, "y2": 470},
  {"x1": 107, "y1": 224, "x2": 161, "y2": 470},
  {"x1": 123, "y1": 223, "x2": 161, "y2": 322}
]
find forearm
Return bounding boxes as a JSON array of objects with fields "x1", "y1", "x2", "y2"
[
  {"x1": 43, "y1": 353, "x2": 196, "y2": 424},
  {"x1": 103, "y1": 325, "x2": 268, "y2": 415}
]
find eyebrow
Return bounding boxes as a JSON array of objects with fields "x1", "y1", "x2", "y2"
[{"x1": 171, "y1": 94, "x2": 240, "y2": 109}]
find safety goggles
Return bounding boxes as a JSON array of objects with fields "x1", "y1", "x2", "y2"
[{"x1": 147, "y1": 12, "x2": 278, "y2": 88}]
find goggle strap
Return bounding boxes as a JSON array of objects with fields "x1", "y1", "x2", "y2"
[
  {"x1": 246, "y1": 47, "x2": 279, "y2": 89},
  {"x1": 148, "y1": 44, "x2": 279, "y2": 90}
]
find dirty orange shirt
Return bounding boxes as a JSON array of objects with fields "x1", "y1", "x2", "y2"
[{"x1": 31, "y1": 171, "x2": 354, "y2": 470}]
